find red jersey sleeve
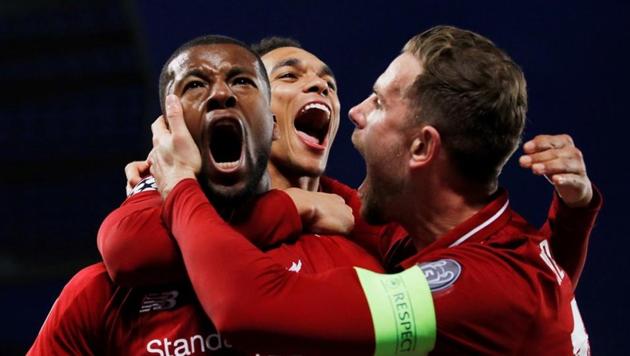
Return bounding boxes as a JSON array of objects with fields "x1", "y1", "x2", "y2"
[
  {"x1": 164, "y1": 179, "x2": 377, "y2": 354},
  {"x1": 97, "y1": 190, "x2": 184, "y2": 286},
  {"x1": 542, "y1": 184, "x2": 602, "y2": 288},
  {"x1": 28, "y1": 264, "x2": 111, "y2": 356},
  {"x1": 97, "y1": 184, "x2": 303, "y2": 287}
]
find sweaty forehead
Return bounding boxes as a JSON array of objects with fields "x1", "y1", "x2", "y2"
[
  {"x1": 168, "y1": 44, "x2": 259, "y2": 78},
  {"x1": 262, "y1": 47, "x2": 332, "y2": 77}
]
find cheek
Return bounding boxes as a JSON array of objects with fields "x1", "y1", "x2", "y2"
[
  {"x1": 244, "y1": 100, "x2": 274, "y2": 139},
  {"x1": 331, "y1": 94, "x2": 341, "y2": 114},
  {"x1": 181, "y1": 108, "x2": 203, "y2": 140},
  {"x1": 270, "y1": 85, "x2": 295, "y2": 128},
  {"x1": 329, "y1": 113, "x2": 340, "y2": 136}
]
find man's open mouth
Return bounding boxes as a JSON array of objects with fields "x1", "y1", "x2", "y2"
[
  {"x1": 294, "y1": 102, "x2": 331, "y2": 149},
  {"x1": 209, "y1": 118, "x2": 244, "y2": 172}
]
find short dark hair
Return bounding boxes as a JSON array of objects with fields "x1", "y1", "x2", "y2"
[
  {"x1": 403, "y1": 25, "x2": 527, "y2": 186},
  {"x1": 158, "y1": 34, "x2": 271, "y2": 112},
  {"x1": 252, "y1": 36, "x2": 302, "y2": 56}
]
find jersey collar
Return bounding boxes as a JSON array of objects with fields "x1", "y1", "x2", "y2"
[{"x1": 399, "y1": 188, "x2": 511, "y2": 269}]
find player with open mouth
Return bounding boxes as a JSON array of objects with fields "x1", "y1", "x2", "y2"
[
  {"x1": 156, "y1": 39, "x2": 274, "y2": 206},
  {"x1": 261, "y1": 44, "x2": 340, "y2": 190}
]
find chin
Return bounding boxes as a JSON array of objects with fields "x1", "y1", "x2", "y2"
[
  {"x1": 201, "y1": 154, "x2": 269, "y2": 209},
  {"x1": 200, "y1": 182, "x2": 256, "y2": 213}
]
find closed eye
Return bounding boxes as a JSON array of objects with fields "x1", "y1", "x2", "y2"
[{"x1": 277, "y1": 72, "x2": 298, "y2": 80}]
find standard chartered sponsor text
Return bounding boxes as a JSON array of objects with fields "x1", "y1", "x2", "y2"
[{"x1": 146, "y1": 332, "x2": 232, "y2": 355}]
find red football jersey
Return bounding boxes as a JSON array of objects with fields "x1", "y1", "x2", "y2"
[
  {"x1": 161, "y1": 179, "x2": 592, "y2": 355},
  {"x1": 29, "y1": 187, "x2": 384, "y2": 355},
  {"x1": 31, "y1": 175, "x2": 599, "y2": 355},
  {"x1": 320, "y1": 175, "x2": 601, "y2": 287},
  {"x1": 97, "y1": 175, "x2": 599, "y2": 288}
]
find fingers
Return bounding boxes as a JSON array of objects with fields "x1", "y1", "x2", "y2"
[
  {"x1": 151, "y1": 115, "x2": 170, "y2": 148},
  {"x1": 124, "y1": 160, "x2": 150, "y2": 187},
  {"x1": 519, "y1": 134, "x2": 583, "y2": 175},
  {"x1": 520, "y1": 146, "x2": 585, "y2": 175},
  {"x1": 164, "y1": 94, "x2": 187, "y2": 134},
  {"x1": 521, "y1": 134, "x2": 593, "y2": 207},
  {"x1": 532, "y1": 155, "x2": 585, "y2": 176},
  {"x1": 522, "y1": 134, "x2": 574, "y2": 154},
  {"x1": 148, "y1": 148, "x2": 159, "y2": 178}
]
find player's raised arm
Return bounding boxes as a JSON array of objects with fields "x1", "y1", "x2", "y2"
[{"x1": 519, "y1": 134, "x2": 602, "y2": 287}]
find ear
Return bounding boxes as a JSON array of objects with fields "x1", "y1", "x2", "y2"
[
  {"x1": 409, "y1": 125, "x2": 441, "y2": 169},
  {"x1": 272, "y1": 115, "x2": 280, "y2": 141}
]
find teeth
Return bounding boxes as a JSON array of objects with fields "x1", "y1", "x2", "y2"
[
  {"x1": 216, "y1": 161, "x2": 239, "y2": 169},
  {"x1": 303, "y1": 103, "x2": 330, "y2": 117}
]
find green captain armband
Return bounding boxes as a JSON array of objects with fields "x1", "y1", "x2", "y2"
[{"x1": 355, "y1": 266, "x2": 436, "y2": 355}]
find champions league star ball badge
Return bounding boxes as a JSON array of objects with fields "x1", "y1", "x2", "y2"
[
  {"x1": 128, "y1": 176, "x2": 158, "y2": 196},
  {"x1": 418, "y1": 259, "x2": 462, "y2": 292}
]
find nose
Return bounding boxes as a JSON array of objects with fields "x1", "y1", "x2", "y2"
[
  {"x1": 348, "y1": 101, "x2": 366, "y2": 129},
  {"x1": 207, "y1": 81, "x2": 237, "y2": 111},
  {"x1": 304, "y1": 74, "x2": 329, "y2": 97}
]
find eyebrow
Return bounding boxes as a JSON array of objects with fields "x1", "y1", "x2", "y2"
[
  {"x1": 270, "y1": 58, "x2": 301, "y2": 74},
  {"x1": 181, "y1": 66, "x2": 257, "y2": 81},
  {"x1": 226, "y1": 66, "x2": 257, "y2": 79},
  {"x1": 182, "y1": 68, "x2": 210, "y2": 81},
  {"x1": 372, "y1": 84, "x2": 380, "y2": 95},
  {"x1": 270, "y1": 57, "x2": 336, "y2": 81}
]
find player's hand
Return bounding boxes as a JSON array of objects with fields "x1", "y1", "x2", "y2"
[
  {"x1": 149, "y1": 94, "x2": 201, "y2": 199},
  {"x1": 284, "y1": 188, "x2": 355, "y2": 235},
  {"x1": 519, "y1": 134, "x2": 593, "y2": 208},
  {"x1": 124, "y1": 160, "x2": 151, "y2": 196}
]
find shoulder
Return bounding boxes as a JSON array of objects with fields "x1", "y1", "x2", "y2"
[
  {"x1": 55, "y1": 263, "x2": 116, "y2": 316},
  {"x1": 65, "y1": 263, "x2": 113, "y2": 294},
  {"x1": 419, "y1": 243, "x2": 540, "y2": 312},
  {"x1": 28, "y1": 263, "x2": 116, "y2": 354}
]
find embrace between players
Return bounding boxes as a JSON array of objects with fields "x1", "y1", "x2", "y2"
[{"x1": 30, "y1": 26, "x2": 601, "y2": 355}]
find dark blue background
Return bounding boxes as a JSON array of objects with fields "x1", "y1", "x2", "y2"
[{"x1": 1, "y1": 0, "x2": 626, "y2": 353}]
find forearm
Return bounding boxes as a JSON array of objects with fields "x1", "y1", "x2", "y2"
[
  {"x1": 98, "y1": 186, "x2": 303, "y2": 286},
  {"x1": 97, "y1": 191, "x2": 186, "y2": 286},
  {"x1": 544, "y1": 184, "x2": 602, "y2": 288},
  {"x1": 164, "y1": 179, "x2": 376, "y2": 354}
]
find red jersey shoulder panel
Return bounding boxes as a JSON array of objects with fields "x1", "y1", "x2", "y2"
[{"x1": 28, "y1": 263, "x2": 113, "y2": 355}]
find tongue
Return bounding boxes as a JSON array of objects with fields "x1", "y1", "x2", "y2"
[{"x1": 296, "y1": 130, "x2": 320, "y2": 146}]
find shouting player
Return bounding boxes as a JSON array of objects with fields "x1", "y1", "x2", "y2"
[
  {"x1": 147, "y1": 26, "x2": 599, "y2": 354},
  {"x1": 28, "y1": 35, "x2": 383, "y2": 355},
  {"x1": 106, "y1": 37, "x2": 598, "y2": 289}
]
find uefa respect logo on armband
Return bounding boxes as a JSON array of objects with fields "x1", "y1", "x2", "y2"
[{"x1": 381, "y1": 275, "x2": 418, "y2": 352}]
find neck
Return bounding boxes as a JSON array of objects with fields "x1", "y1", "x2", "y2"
[
  {"x1": 267, "y1": 162, "x2": 320, "y2": 191},
  {"x1": 400, "y1": 173, "x2": 494, "y2": 251}
]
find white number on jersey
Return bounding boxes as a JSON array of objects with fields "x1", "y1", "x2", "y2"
[{"x1": 539, "y1": 240, "x2": 565, "y2": 285}]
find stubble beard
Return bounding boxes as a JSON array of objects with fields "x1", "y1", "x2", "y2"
[{"x1": 199, "y1": 149, "x2": 270, "y2": 219}]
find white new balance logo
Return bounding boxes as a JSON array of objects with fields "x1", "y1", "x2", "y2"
[
  {"x1": 288, "y1": 260, "x2": 302, "y2": 273},
  {"x1": 139, "y1": 290, "x2": 179, "y2": 313}
]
